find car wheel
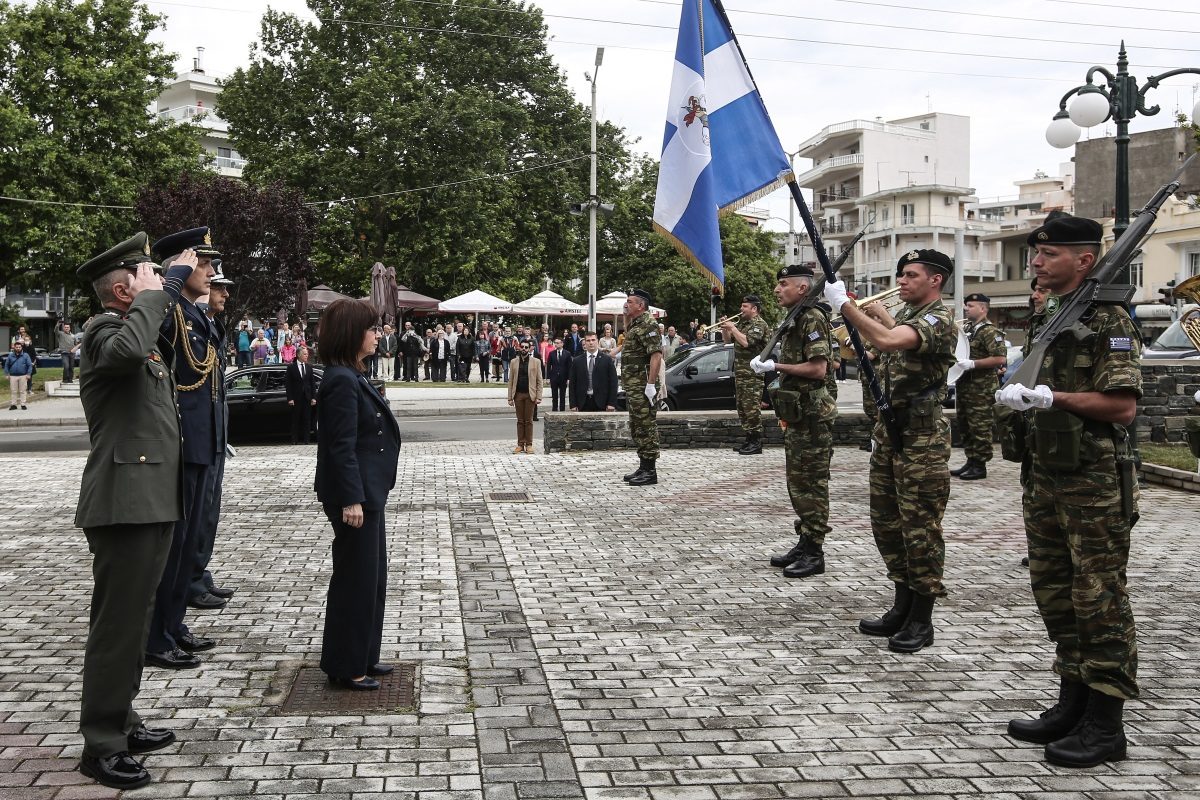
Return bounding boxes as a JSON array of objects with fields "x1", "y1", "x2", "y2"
[{"x1": 659, "y1": 397, "x2": 675, "y2": 411}]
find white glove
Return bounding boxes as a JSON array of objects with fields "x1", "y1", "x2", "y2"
[
  {"x1": 644, "y1": 383, "x2": 657, "y2": 401},
  {"x1": 1195, "y1": 389, "x2": 1200, "y2": 404},
  {"x1": 750, "y1": 356, "x2": 775, "y2": 375},
  {"x1": 823, "y1": 279, "x2": 851, "y2": 312},
  {"x1": 995, "y1": 383, "x2": 1053, "y2": 411},
  {"x1": 1021, "y1": 384, "x2": 1054, "y2": 409},
  {"x1": 956, "y1": 359, "x2": 975, "y2": 372}
]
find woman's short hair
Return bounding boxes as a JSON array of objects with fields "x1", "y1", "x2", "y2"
[{"x1": 318, "y1": 299, "x2": 377, "y2": 370}]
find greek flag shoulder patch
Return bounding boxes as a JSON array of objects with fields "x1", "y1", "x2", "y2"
[
  {"x1": 807, "y1": 331, "x2": 821, "y2": 341},
  {"x1": 1109, "y1": 336, "x2": 1132, "y2": 351},
  {"x1": 922, "y1": 313, "x2": 940, "y2": 326}
]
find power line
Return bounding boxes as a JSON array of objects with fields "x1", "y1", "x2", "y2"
[
  {"x1": 0, "y1": 195, "x2": 134, "y2": 210},
  {"x1": 1040, "y1": 0, "x2": 1200, "y2": 15}
]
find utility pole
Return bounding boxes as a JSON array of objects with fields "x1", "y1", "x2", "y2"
[{"x1": 588, "y1": 47, "x2": 604, "y2": 334}]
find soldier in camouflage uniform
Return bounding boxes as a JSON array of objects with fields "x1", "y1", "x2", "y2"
[
  {"x1": 721, "y1": 295, "x2": 771, "y2": 455},
  {"x1": 756, "y1": 265, "x2": 836, "y2": 578},
  {"x1": 950, "y1": 293, "x2": 1008, "y2": 480},
  {"x1": 621, "y1": 289, "x2": 664, "y2": 486},
  {"x1": 825, "y1": 249, "x2": 956, "y2": 654},
  {"x1": 997, "y1": 216, "x2": 1141, "y2": 769}
]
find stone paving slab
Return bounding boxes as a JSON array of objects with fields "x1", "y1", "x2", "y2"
[{"x1": 0, "y1": 442, "x2": 1196, "y2": 799}]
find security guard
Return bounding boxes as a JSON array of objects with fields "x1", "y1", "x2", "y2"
[
  {"x1": 721, "y1": 294, "x2": 771, "y2": 454},
  {"x1": 621, "y1": 289, "x2": 663, "y2": 486},
  {"x1": 75, "y1": 233, "x2": 197, "y2": 789},
  {"x1": 997, "y1": 215, "x2": 1141, "y2": 768},
  {"x1": 950, "y1": 293, "x2": 1007, "y2": 480},
  {"x1": 824, "y1": 249, "x2": 957, "y2": 653},
  {"x1": 144, "y1": 227, "x2": 220, "y2": 669},
  {"x1": 753, "y1": 265, "x2": 836, "y2": 578}
]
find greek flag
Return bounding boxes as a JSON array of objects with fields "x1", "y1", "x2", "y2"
[{"x1": 652, "y1": 0, "x2": 793, "y2": 291}]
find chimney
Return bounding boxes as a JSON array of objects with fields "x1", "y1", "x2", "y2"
[{"x1": 193, "y1": 46, "x2": 205, "y2": 74}]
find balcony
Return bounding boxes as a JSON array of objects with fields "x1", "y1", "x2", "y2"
[
  {"x1": 797, "y1": 118, "x2": 935, "y2": 155},
  {"x1": 158, "y1": 105, "x2": 229, "y2": 133},
  {"x1": 214, "y1": 155, "x2": 247, "y2": 176},
  {"x1": 795, "y1": 153, "x2": 864, "y2": 188}
]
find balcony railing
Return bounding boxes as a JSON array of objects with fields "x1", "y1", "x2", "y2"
[
  {"x1": 798, "y1": 118, "x2": 935, "y2": 153},
  {"x1": 215, "y1": 156, "x2": 247, "y2": 171},
  {"x1": 795, "y1": 153, "x2": 864, "y2": 187},
  {"x1": 158, "y1": 105, "x2": 229, "y2": 133}
]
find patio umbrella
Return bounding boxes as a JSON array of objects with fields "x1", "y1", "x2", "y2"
[
  {"x1": 306, "y1": 284, "x2": 354, "y2": 310},
  {"x1": 394, "y1": 283, "x2": 440, "y2": 312},
  {"x1": 382, "y1": 266, "x2": 401, "y2": 325},
  {"x1": 295, "y1": 276, "x2": 308, "y2": 319},
  {"x1": 438, "y1": 289, "x2": 512, "y2": 314},
  {"x1": 594, "y1": 291, "x2": 667, "y2": 319},
  {"x1": 369, "y1": 262, "x2": 391, "y2": 325},
  {"x1": 511, "y1": 290, "x2": 586, "y2": 316}
]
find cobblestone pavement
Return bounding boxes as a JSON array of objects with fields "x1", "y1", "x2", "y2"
[{"x1": 1, "y1": 443, "x2": 1197, "y2": 799}]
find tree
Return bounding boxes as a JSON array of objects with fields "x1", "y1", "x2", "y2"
[
  {"x1": 0, "y1": 0, "x2": 203, "y2": 291},
  {"x1": 219, "y1": 0, "x2": 621, "y2": 303},
  {"x1": 135, "y1": 172, "x2": 317, "y2": 324}
]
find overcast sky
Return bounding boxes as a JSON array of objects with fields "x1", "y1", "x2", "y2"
[{"x1": 146, "y1": 0, "x2": 1200, "y2": 232}]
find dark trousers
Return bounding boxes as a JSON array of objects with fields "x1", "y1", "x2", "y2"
[
  {"x1": 579, "y1": 395, "x2": 601, "y2": 412},
  {"x1": 291, "y1": 401, "x2": 313, "y2": 444},
  {"x1": 236, "y1": 350, "x2": 251, "y2": 368},
  {"x1": 189, "y1": 450, "x2": 226, "y2": 597},
  {"x1": 404, "y1": 354, "x2": 420, "y2": 381},
  {"x1": 551, "y1": 382, "x2": 567, "y2": 411},
  {"x1": 146, "y1": 463, "x2": 209, "y2": 653},
  {"x1": 432, "y1": 360, "x2": 447, "y2": 382},
  {"x1": 81, "y1": 522, "x2": 173, "y2": 757},
  {"x1": 478, "y1": 355, "x2": 490, "y2": 382},
  {"x1": 423, "y1": 358, "x2": 431, "y2": 380},
  {"x1": 320, "y1": 505, "x2": 387, "y2": 678},
  {"x1": 61, "y1": 351, "x2": 76, "y2": 382}
]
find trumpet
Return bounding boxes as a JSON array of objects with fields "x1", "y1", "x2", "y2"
[
  {"x1": 832, "y1": 287, "x2": 904, "y2": 359},
  {"x1": 696, "y1": 312, "x2": 743, "y2": 339}
]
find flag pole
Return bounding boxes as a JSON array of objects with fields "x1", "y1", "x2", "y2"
[{"x1": 707, "y1": 0, "x2": 903, "y2": 450}]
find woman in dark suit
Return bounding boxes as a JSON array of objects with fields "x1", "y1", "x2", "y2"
[{"x1": 314, "y1": 299, "x2": 401, "y2": 690}]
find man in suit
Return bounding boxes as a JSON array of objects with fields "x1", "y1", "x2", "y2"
[
  {"x1": 75, "y1": 233, "x2": 197, "y2": 790},
  {"x1": 399, "y1": 321, "x2": 422, "y2": 382},
  {"x1": 376, "y1": 324, "x2": 398, "y2": 382},
  {"x1": 570, "y1": 331, "x2": 619, "y2": 412},
  {"x1": 546, "y1": 337, "x2": 573, "y2": 412},
  {"x1": 564, "y1": 323, "x2": 583, "y2": 355},
  {"x1": 428, "y1": 330, "x2": 451, "y2": 382},
  {"x1": 286, "y1": 346, "x2": 319, "y2": 444},
  {"x1": 144, "y1": 227, "x2": 221, "y2": 671}
]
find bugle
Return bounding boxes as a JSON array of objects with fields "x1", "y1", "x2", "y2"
[
  {"x1": 697, "y1": 312, "x2": 742, "y2": 339},
  {"x1": 832, "y1": 287, "x2": 903, "y2": 359}
]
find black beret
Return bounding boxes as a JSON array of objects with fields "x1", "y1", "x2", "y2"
[
  {"x1": 1026, "y1": 215, "x2": 1102, "y2": 247},
  {"x1": 777, "y1": 264, "x2": 814, "y2": 280},
  {"x1": 742, "y1": 294, "x2": 762, "y2": 307},
  {"x1": 152, "y1": 226, "x2": 221, "y2": 260},
  {"x1": 629, "y1": 288, "x2": 653, "y2": 305},
  {"x1": 896, "y1": 248, "x2": 953, "y2": 277},
  {"x1": 964, "y1": 293, "x2": 990, "y2": 304},
  {"x1": 76, "y1": 232, "x2": 154, "y2": 280}
]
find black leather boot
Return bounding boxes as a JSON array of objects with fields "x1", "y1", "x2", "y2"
[
  {"x1": 769, "y1": 540, "x2": 805, "y2": 568},
  {"x1": 628, "y1": 459, "x2": 657, "y2": 486},
  {"x1": 1008, "y1": 677, "x2": 1089, "y2": 744},
  {"x1": 887, "y1": 592, "x2": 935, "y2": 653},
  {"x1": 949, "y1": 459, "x2": 972, "y2": 477},
  {"x1": 623, "y1": 458, "x2": 648, "y2": 482},
  {"x1": 958, "y1": 460, "x2": 987, "y2": 480},
  {"x1": 1044, "y1": 690, "x2": 1127, "y2": 767},
  {"x1": 732, "y1": 437, "x2": 748, "y2": 452},
  {"x1": 859, "y1": 584, "x2": 913, "y2": 637},
  {"x1": 783, "y1": 540, "x2": 825, "y2": 578},
  {"x1": 738, "y1": 436, "x2": 763, "y2": 455}
]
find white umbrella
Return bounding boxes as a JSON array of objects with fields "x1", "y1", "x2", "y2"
[
  {"x1": 511, "y1": 290, "x2": 586, "y2": 316},
  {"x1": 438, "y1": 289, "x2": 512, "y2": 314},
  {"x1": 594, "y1": 291, "x2": 666, "y2": 318}
]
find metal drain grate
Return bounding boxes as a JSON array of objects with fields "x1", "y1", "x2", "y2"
[
  {"x1": 488, "y1": 492, "x2": 532, "y2": 502},
  {"x1": 279, "y1": 665, "x2": 417, "y2": 715}
]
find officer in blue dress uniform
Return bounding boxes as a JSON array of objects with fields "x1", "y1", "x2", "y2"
[{"x1": 144, "y1": 227, "x2": 221, "y2": 669}]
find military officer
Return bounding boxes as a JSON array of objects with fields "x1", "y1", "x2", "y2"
[
  {"x1": 996, "y1": 215, "x2": 1141, "y2": 768},
  {"x1": 950, "y1": 293, "x2": 1008, "y2": 480},
  {"x1": 74, "y1": 233, "x2": 197, "y2": 789},
  {"x1": 621, "y1": 289, "x2": 663, "y2": 486},
  {"x1": 722, "y1": 294, "x2": 771, "y2": 454},
  {"x1": 753, "y1": 265, "x2": 836, "y2": 578},
  {"x1": 824, "y1": 249, "x2": 957, "y2": 654},
  {"x1": 188, "y1": 266, "x2": 236, "y2": 609},
  {"x1": 144, "y1": 227, "x2": 220, "y2": 669}
]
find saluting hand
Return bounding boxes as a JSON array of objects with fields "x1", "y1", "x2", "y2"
[{"x1": 128, "y1": 262, "x2": 161, "y2": 298}]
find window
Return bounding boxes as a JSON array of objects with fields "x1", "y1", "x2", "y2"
[
  {"x1": 217, "y1": 147, "x2": 232, "y2": 158},
  {"x1": 1189, "y1": 251, "x2": 1200, "y2": 277},
  {"x1": 1128, "y1": 259, "x2": 1143, "y2": 288},
  {"x1": 901, "y1": 203, "x2": 915, "y2": 225},
  {"x1": 881, "y1": 207, "x2": 890, "y2": 225},
  {"x1": 690, "y1": 349, "x2": 731, "y2": 375}
]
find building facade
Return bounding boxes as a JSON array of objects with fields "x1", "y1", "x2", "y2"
[{"x1": 155, "y1": 48, "x2": 245, "y2": 178}]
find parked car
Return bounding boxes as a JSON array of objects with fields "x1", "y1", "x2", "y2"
[
  {"x1": 225, "y1": 364, "x2": 388, "y2": 442},
  {"x1": 1142, "y1": 305, "x2": 1200, "y2": 360},
  {"x1": 0, "y1": 348, "x2": 62, "y2": 368},
  {"x1": 615, "y1": 343, "x2": 776, "y2": 412}
]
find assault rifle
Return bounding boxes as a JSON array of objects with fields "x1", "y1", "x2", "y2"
[{"x1": 1005, "y1": 153, "x2": 1195, "y2": 390}]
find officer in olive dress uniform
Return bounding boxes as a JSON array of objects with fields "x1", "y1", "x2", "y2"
[
  {"x1": 621, "y1": 289, "x2": 663, "y2": 486},
  {"x1": 950, "y1": 293, "x2": 1008, "y2": 480},
  {"x1": 824, "y1": 249, "x2": 957, "y2": 654},
  {"x1": 722, "y1": 294, "x2": 771, "y2": 455},
  {"x1": 996, "y1": 216, "x2": 1142, "y2": 769},
  {"x1": 753, "y1": 265, "x2": 837, "y2": 578},
  {"x1": 75, "y1": 233, "x2": 198, "y2": 790},
  {"x1": 144, "y1": 227, "x2": 220, "y2": 669}
]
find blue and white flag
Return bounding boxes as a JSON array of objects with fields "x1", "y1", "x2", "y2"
[{"x1": 652, "y1": 0, "x2": 793, "y2": 291}]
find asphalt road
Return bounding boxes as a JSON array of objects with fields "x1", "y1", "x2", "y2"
[{"x1": 0, "y1": 415, "x2": 533, "y2": 453}]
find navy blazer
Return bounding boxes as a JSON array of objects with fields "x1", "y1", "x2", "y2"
[
  {"x1": 314, "y1": 366, "x2": 401, "y2": 512},
  {"x1": 546, "y1": 348, "x2": 572, "y2": 385}
]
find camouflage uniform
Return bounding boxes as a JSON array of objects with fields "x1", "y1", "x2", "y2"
[
  {"x1": 1022, "y1": 303, "x2": 1141, "y2": 700},
  {"x1": 869, "y1": 300, "x2": 956, "y2": 598},
  {"x1": 772, "y1": 308, "x2": 837, "y2": 546},
  {"x1": 956, "y1": 318, "x2": 1007, "y2": 463},
  {"x1": 733, "y1": 315, "x2": 771, "y2": 437},
  {"x1": 621, "y1": 311, "x2": 662, "y2": 460},
  {"x1": 858, "y1": 340, "x2": 880, "y2": 421},
  {"x1": 825, "y1": 324, "x2": 839, "y2": 401}
]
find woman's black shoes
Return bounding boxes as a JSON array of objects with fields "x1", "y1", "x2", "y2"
[
  {"x1": 329, "y1": 675, "x2": 380, "y2": 691},
  {"x1": 367, "y1": 663, "x2": 395, "y2": 676}
]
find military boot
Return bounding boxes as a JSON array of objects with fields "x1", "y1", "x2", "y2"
[
  {"x1": 769, "y1": 540, "x2": 806, "y2": 568},
  {"x1": 628, "y1": 459, "x2": 657, "y2": 486},
  {"x1": 783, "y1": 540, "x2": 825, "y2": 578},
  {"x1": 949, "y1": 459, "x2": 972, "y2": 477},
  {"x1": 1044, "y1": 690, "x2": 1127, "y2": 768},
  {"x1": 859, "y1": 584, "x2": 913, "y2": 636},
  {"x1": 737, "y1": 435, "x2": 762, "y2": 455},
  {"x1": 1008, "y1": 678, "x2": 1089, "y2": 744},
  {"x1": 732, "y1": 436, "x2": 749, "y2": 452},
  {"x1": 887, "y1": 593, "x2": 935, "y2": 653},
  {"x1": 958, "y1": 460, "x2": 987, "y2": 480},
  {"x1": 623, "y1": 457, "x2": 649, "y2": 482}
]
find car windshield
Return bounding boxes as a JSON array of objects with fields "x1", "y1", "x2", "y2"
[
  {"x1": 665, "y1": 348, "x2": 697, "y2": 369},
  {"x1": 1150, "y1": 315, "x2": 1199, "y2": 351}
]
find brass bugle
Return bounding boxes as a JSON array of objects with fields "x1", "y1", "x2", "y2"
[
  {"x1": 832, "y1": 287, "x2": 903, "y2": 359},
  {"x1": 697, "y1": 312, "x2": 743, "y2": 338}
]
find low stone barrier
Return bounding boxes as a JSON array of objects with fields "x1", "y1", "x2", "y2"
[
  {"x1": 1139, "y1": 462, "x2": 1200, "y2": 493},
  {"x1": 1137, "y1": 360, "x2": 1200, "y2": 444}
]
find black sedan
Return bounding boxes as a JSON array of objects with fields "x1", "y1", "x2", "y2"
[
  {"x1": 616, "y1": 343, "x2": 776, "y2": 411},
  {"x1": 225, "y1": 364, "x2": 387, "y2": 442}
]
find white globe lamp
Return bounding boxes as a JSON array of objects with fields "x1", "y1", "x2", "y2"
[
  {"x1": 1068, "y1": 87, "x2": 1111, "y2": 128},
  {"x1": 1046, "y1": 112, "x2": 1081, "y2": 149}
]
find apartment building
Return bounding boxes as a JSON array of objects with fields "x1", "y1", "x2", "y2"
[{"x1": 155, "y1": 48, "x2": 245, "y2": 178}]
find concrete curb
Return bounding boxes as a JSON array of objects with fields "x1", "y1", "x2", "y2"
[{"x1": 0, "y1": 405, "x2": 515, "y2": 429}]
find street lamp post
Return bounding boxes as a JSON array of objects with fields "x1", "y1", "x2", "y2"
[
  {"x1": 587, "y1": 47, "x2": 605, "y2": 334},
  {"x1": 1046, "y1": 43, "x2": 1200, "y2": 279}
]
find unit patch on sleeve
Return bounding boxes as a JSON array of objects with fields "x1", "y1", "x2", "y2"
[{"x1": 1109, "y1": 336, "x2": 1132, "y2": 351}]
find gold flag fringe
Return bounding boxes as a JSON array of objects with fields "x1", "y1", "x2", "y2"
[{"x1": 652, "y1": 221, "x2": 725, "y2": 294}]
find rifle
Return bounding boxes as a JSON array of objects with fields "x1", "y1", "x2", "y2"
[
  {"x1": 758, "y1": 216, "x2": 874, "y2": 361},
  {"x1": 1005, "y1": 153, "x2": 1195, "y2": 390}
]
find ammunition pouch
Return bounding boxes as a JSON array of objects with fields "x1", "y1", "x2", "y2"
[
  {"x1": 1032, "y1": 408, "x2": 1086, "y2": 472},
  {"x1": 768, "y1": 381, "x2": 832, "y2": 426},
  {"x1": 995, "y1": 405, "x2": 1028, "y2": 463},
  {"x1": 893, "y1": 395, "x2": 942, "y2": 434}
]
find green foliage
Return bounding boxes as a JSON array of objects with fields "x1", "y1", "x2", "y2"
[
  {"x1": 218, "y1": 0, "x2": 620, "y2": 304},
  {"x1": 0, "y1": 0, "x2": 204, "y2": 291},
  {"x1": 68, "y1": 296, "x2": 95, "y2": 323},
  {"x1": 0, "y1": 303, "x2": 24, "y2": 327}
]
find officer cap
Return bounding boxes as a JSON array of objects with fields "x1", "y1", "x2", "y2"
[
  {"x1": 896, "y1": 248, "x2": 953, "y2": 277},
  {"x1": 964, "y1": 292, "x2": 990, "y2": 304},
  {"x1": 629, "y1": 288, "x2": 653, "y2": 305},
  {"x1": 210, "y1": 259, "x2": 234, "y2": 286},
  {"x1": 777, "y1": 263, "x2": 815, "y2": 280},
  {"x1": 1025, "y1": 215, "x2": 1102, "y2": 247},
  {"x1": 152, "y1": 226, "x2": 221, "y2": 260},
  {"x1": 742, "y1": 294, "x2": 762, "y2": 308},
  {"x1": 76, "y1": 232, "x2": 154, "y2": 280}
]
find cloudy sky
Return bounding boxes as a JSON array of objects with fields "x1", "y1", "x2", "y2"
[{"x1": 146, "y1": 0, "x2": 1200, "y2": 232}]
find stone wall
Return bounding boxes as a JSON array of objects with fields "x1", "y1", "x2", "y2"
[{"x1": 1137, "y1": 360, "x2": 1200, "y2": 444}]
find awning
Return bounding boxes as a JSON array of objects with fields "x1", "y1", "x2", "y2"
[
  {"x1": 512, "y1": 290, "x2": 586, "y2": 316},
  {"x1": 438, "y1": 289, "x2": 512, "y2": 314}
]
